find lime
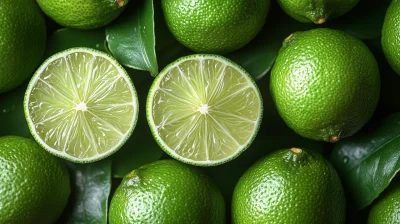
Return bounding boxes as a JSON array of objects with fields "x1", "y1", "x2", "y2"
[
  {"x1": 37, "y1": 0, "x2": 128, "y2": 29},
  {"x1": 232, "y1": 147, "x2": 346, "y2": 224},
  {"x1": 368, "y1": 181, "x2": 400, "y2": 224},
  {"x1": 382, "y1": 0, "x2": 400, "y2": 75},
  {"x1": 0, "y1": 136, "x2": 70, "y2": 224},
  {"x1": 270, "y1": 28, "x2": 380, "y2": 142},
  {"x1": 161, "y1": 0, "x2": 270, "y2": 54},
  {"x1": 277, "y1": 0, "x2": 360, "y2": 24},
  {"x1": 146, "y1": 54, "x2": 263, "y2": 166},
  {"x1": 109, "y1": 159, "x2": 225, "y2": 224},
  {"x1": 24, "y1": 48, "x2": 139, "y2": 163},
  {"x1": 0, "y1": 0, "x2": 46, "y2": 93}
]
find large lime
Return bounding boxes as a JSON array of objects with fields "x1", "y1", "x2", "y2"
[
  {"x1": 0, "y1": 0, "x2": 46, "y2": 93},
  {"x1": 109, "y1": 159, "x2": 225, "y2": 224},
  {"x1": 232, "y1": 147, "x2": 346, "y2": 224},
  {"x1": 270, "y1": 28, "x2": 380, "y2": 142},
  {"x1": 0, "y1": 136, "x2": 70, "y2": 224}
]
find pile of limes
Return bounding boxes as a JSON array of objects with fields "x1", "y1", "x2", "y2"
[{"x1": 0, "y1": 0, "x2": 399, "y2": 223}]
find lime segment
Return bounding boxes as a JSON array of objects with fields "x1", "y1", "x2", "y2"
[
  {"x1": 147, "y1": 54, "x2": 263, "y2": 166},
  {"x1": 24, "y1": 48, "x2": 138, "y2": 163}
]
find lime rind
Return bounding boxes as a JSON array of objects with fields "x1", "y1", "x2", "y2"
[
  {"x1": 24, "y1": 47, "x2": 139, "y2": 163},
  {"x1": 146, "y1": 54, "x2": 263, "y2": 166}
]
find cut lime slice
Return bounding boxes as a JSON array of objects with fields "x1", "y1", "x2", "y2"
[
  {"x1": 146, "y1": 54, "x2": 263, "y2": 166},
  {"x1": 24, "y1": 48, "x2": 138, "y2": 163}
]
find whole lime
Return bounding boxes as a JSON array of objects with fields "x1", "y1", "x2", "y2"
[
  {"x1": 270, "y1": 28, "x2": 380, "y2": 142},
  {"x1": 277, "y1": 0, "x2": 360, "y2": 24},
  {"x1": 368, "y1": 181, "x2": 400, "y2": 224},
  {"x1": 0, "y1": 0, "x2": 46, "y2": 93},
  {"x1": 161, "y1": 0, "x2": 270, "y2": 54},
  {"x1": 37, "y1": 0, "x2": 129, "y2": 29},
  {"x1": 0, "y1": 136, "x2": 70, "y2": 224},
  {"x1": 382, "y1": 0, "x2": 400, "y2": 75},
  {"x1": 109, "y1": 159, "x2": 225, "y2": 224},
  {"x1": 232, "y1": 147, "x2": 346, "y2": 224}
]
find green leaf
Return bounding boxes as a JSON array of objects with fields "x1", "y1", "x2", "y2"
[
  {"x1": 330, "y1": 113, "x2": 400, "y2": 209},
  {"x1": 106, "y1": 0, "x2": 158, "y2": 76},
  {"x1": 45, "y1": 28, "x2": 106, "y2": 57},
  {"x1": 109, "y1": 76, "x2": 164, "y2": 178},
  {"x1": 0, "y1": 82, "x2": 31, "y2": 138},
  {"x1": 57, "y1": 160, "x2": 112, "y2": 224}
]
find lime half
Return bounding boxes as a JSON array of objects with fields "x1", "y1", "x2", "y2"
[
  {"x1": 24, "y1": 48, "x2": 138, "y2": 163},
  {"x1": 146, "y1": 54, "x2": 263, "y2": 166}
]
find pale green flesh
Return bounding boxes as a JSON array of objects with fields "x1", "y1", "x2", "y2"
[
  {"x1": 27, "y1": 52, "x2": 136, "y2": 159},
  {"x1": 151, "y1": 58, "x2": 261, "y2": 162}
]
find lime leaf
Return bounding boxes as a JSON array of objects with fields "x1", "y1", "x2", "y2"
[
  {"x1": 327, "y1": 0, "x2": 390, "y2": 40},
  {"x1": 45, "y1": 28, "x2": 106, "y2": 57},
  {"x1": 109, "y1": 77, "x2": 164, "y2": 178},
  {"x1": 57, "y1": 160, "x2": 111, "y2": 224},
  {"x1": 330, "y1": 113, "x2": 400, "y2": 209},
  {"x1": 106, "y1": 0, "x2": 158, "y2": 76},
  {"x1": 0, "y1": 82, "x2": 31, "y2": 138}
]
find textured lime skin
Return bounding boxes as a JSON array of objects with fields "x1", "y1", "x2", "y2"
[
  {"x1": 109, "y1": 159, "x2": 225, "y2": 224},
  {"x1": 162, "y1": 0, "x2": 270, "y2": 54},
  {"x1": 0, "y1": 136, "x2": 70, "y2": 224},
  {"x1": 368, "y1": 181, "x2": 400, "y2": 224},
  {"x1": 382, "y1": 0, "x2": 400, "y2": 75},
  {"x1": 37, "y1": 0, "x2": 128, "y2": 29},
  {"x1": 0, "y1": 0, "x2": 46, "y2": 93},
  {"x1": 270, "y1": 28, "x2": 380, "y2": 142},
  {"x1": 232, "y1": 148, "x2": 346, "y2": 224},
  {"x1": 277, "y1": 0, "x2": 360, "y2": 23}
]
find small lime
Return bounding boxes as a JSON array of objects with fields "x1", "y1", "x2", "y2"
[
  {"x1": 277, "y1": 0, "x2": 360, "y2": 24},
  {"x1": 382, "y1": 0, "x2": 400, "y2": 75},
  {"x1": 37, "y1": 0, "x2": 128, "y2": 29},
  {"x1": 368, "y1": 181, "x2": 400, "y2": 224}
]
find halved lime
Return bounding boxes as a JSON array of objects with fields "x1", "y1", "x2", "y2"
[
  {"x1": 24, "y1": 48, "x2": 138, "y2": 163},
  {"x1": 146, "y1": 54, "x2": 263, "y2": 166}
]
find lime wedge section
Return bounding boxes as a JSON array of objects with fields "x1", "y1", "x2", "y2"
[
  {"x1": 24, "y1": 48, "x2": 138, "y2": 163},
  {"x1": 147, "y1": 54, "x2": 263, "y2": 166}
]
